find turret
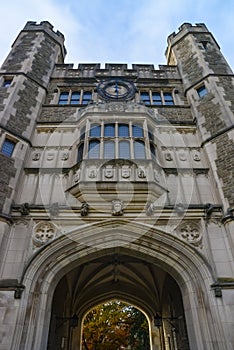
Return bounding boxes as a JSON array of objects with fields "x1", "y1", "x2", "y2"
[
  {"x1": 166, "y1": 22, "x2": 234, "y2": 210},
  {"x1": 0, "y1": 21, "x2": 66, "y2": 214}
]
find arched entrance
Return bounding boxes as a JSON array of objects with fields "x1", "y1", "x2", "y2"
[
  {"x1": 12, "y1": 220, "x2": 224, "y2": 350},
  {"x1": 47, "y1": 251, "x2": 189, "y2": 350}
]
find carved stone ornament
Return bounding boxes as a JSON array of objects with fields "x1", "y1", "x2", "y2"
[
  {"x1": 146, "y1": 201, "x2": 154, "y2": 216},
  {"x1": 61, "y1": 152, "x2": 69, "y2": 160},
  {"x1": 176, "y1": 222, "x2": 202, "y2": 246},
  {"x1": 112, "y1": 199, "x2": 124, "y2": 216},
  {"x1": 104, "y1": 166, "x2": 114, "y2": 178},
  {"x1": 137, "y1": 167, "x2": 146, "y2": 178},
  {"x1": 106, "y1": 102, "x2": 126, "y2": 112},
  {"x1": 32, "y1": 221, "x2": 57, "y2": 247},
  {"x1": 193, "y1": 152, "x2": 201, "y2": 161},
  {"x1": 179, "y1": 152, "x2": 187, "y2": 161},
  {"x1": 47, "y1": 152, "x2": 54, "y2": 161},
  {"x1": 165, "y1": 153, "x2": 173, "y2": 161},
  {"x1": 88, "y1": 168, "x2": 97, "y2": 178},
  {"x1": 121, "y1": 166, "x2": 131, "y2": 178},
  {"x1": 154, "y1": 170, "x2": 160, "y2": 183},
  {"x1": 32, "y1": 152, "x2": 40, "y2": 161},
  {"x1": 74, "y1": 169, "x2": 81, "y2": 183},
  {"x1": 81, "y1": 202, "x2": 89, "y2": 216}
]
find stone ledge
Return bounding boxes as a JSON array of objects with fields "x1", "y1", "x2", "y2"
[{"x1": 0, "y1": 279, "x2": 25, "y2": 299}]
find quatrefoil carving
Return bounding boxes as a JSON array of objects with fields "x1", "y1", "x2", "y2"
[{"x1": 32, "y1": 221, "x2": 57, "y2": 247}]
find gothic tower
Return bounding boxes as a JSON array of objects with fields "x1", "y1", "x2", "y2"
[
  {"x1": 166, "y1": 23, "x2": 234, "y2": 209},
  {"x1": 0, "y1": 22, "x2": 233, "y2": 350}
]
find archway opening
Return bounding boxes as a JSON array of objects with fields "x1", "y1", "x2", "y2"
[
  {"x1": 82, "y1": 299, "x2": 150, "y2": 350},
  {"x1": 46, "y1": 250, "x2": 190, "y2": 350}
]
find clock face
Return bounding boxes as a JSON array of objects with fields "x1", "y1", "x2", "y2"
[{"x1": 97, "y1": 79, "x2": 135, "y2": 101}]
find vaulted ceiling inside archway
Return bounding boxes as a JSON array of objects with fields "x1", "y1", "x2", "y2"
[{"x1": 51, "y1": 252, "x2": 178, "y2": 319}]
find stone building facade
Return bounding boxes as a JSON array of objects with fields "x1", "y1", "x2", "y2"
[{"x1": 0, "y1": 21, "x2": 233, "y2": 349}]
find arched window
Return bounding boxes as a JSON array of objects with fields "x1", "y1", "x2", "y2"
[
  {"x1": 134, "y1": 140, "x2": 145, "y2": 159},
  {"x1": 88, "y1": 140, "x2": 100, "y2": 159},
  {"x1": 118, "y1": 124, "x2": 129, "y2": 137},
  {"x1": 119, "y1": 141, "x2": 130, "y2": 159},
  {"x1": 104, "y1": 140, "x2": 115, "y2": 159}
]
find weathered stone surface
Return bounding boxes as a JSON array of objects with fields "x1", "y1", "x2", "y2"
[
  {"x1": 214, "y1": 133, "x2": 234, "y2": 207},
  {"x1": 0, "y1": 154, "x2": 16, "y2": 212},
  {"x1": 6, "y1": 79, "x2": 39, "y2": 136}
]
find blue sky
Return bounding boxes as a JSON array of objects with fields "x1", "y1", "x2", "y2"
[{"x1": 0, "y1": 0, "x2": 234, "y2": 69}]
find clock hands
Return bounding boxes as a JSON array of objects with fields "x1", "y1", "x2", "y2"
[{"x1": 114, "y1": 81, "x2": 121, "y2": 98}]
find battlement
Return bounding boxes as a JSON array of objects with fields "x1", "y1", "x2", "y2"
[
  {"x1": 166, "y1": 22, "x2": 220, "y2": 64},
  {"x1": 23, "y1": 21, "x2": 65, "y2": 40},
  {"x1": 167, "y1": 22, "x2": 209, "y2": 43},
  {"x1": 11, "y1": 21, "x2": 66, "y2": 59},
  {"x1": 52, "y1": 62, "x2": 180, "y2": 79}
]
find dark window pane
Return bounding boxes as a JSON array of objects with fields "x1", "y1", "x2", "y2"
[
  {"x1": 140, "y1": 92, "x2": 150, "y2": 105},
  {"x1": 148, "y1": 130, "x2": 154, "y2": 141},
  {"x1": 90, "y1": 124, "x2": 101, "y2": 137},
  {"x1": 152, "y1": 92, "x2": 162, "y2": 105},
  {"x1": 164, "y1": 92, "x2": 174, "y2": 105},
  {"x1": 82, "y1": 91, "x2": 92, "y2": 104},
  {"x1": 197, "y1": 85, "x2": 207, "y2": 98},
  {"x1": 150, "y1": 143, "x2": 156, "y2": 159},
  {"x1": 119, "y1": 141, "x2": 130, "y2": 159},
  {"x1": 77, "y1": 143, "x2": 84, "y2": 162},
  {"x1": 88, "y1": 140, "x2": 100, "y2": 159},
  {"x1": 58, "y1": 92, "x2": 69, "y2": 105},
  {"x1": 134, "y1": 140, "x2": 145, "y2": 159},
  {"x1": 104, "y1": 141, "x2": 115, "y2": 159},
  {"x1": 118, "y1": 124, "x2": 129, "y2": 137},
  {"x1": 80, "y1": 127, "x2": 86, "y2": 140},
  {"x1": 104, "y1": 124, "x2": 115, "y2": 137},
  {"x1": 70, "y1": 91, "x2": 80, "y2": 104},
  {"x1": 1, "y1": 139, "x2": 15, "y2": 157},
  {"x1": 3, "y1": 79, "x2": 12, "y2": 88},
  {"x1": 132, "y1": 125, "x2": 143, "y2": 137}
]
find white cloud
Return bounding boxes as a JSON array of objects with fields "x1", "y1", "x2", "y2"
[{"x1": 0, "y1": 0, "x2": 233, "y2": 70}]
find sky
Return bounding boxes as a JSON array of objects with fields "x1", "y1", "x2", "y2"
[{"x1": 0, "y1": 0, "x2": 234, "y2": 70}]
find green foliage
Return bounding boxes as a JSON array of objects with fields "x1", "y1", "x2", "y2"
[{"x1": 82, "y1": 300, "x2": 150, "y2": 350}]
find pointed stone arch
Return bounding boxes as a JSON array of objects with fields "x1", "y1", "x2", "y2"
[{"x1": 12, "y1": 219, "x2": 224, "y2": 350}]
